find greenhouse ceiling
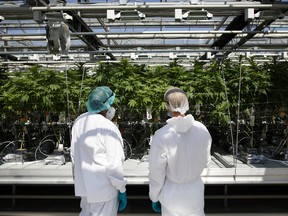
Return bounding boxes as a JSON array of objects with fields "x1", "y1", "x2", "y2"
[{"x1": 1, "y1": 0, "x2": 288, "y2": 68}]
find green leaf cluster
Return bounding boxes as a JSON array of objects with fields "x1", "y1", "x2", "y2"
[
  {"x1": 1, "y1": 66, "x2": 66, "y2": 113},
  {"x1": 1, "y1": 57, "x2": 287, "y2": 126}
]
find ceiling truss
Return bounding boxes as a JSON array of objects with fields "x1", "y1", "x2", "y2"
[{"x1": 1, "y1": 0, "x2": 288, "y2": 68}]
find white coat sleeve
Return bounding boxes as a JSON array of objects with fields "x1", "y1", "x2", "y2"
[
  {"x1": 206, "y1": 132, "x2": 212, "y2": 167},
  {"x1": 70, "y1": 125, "x2": 76, "y2": 165},
  {"x1": 70, "y1": 124, "x2": 76, "y2": 179},
  {"x1": 105, "y1": 129, "x2": 127, "y2": 193},
  {"x1": 149, "y1": 132, "x2": 167, "y2": 202}
]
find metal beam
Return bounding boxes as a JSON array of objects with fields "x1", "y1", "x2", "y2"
[
  {"x1": 199, "y1": 14, "x2": 248, "y2": 60},
  {"x1": 0, "y1": 32, "x2": 281, "y2": 38},
  {"x1": 3, "y1": 20, "x2": 288, "y2": 29},
  {"x1": 65, "y1": 11, "x2": 117, "y2": 60},
  {"x1": 224, "y1": 19, "x2": 276, "y2": 57},
  {"x1": 1, "y1": 49, "x2": 287, "y2": 55},
  {"x1": 212, "y1": 14, "x2": 249, "y2": 49},
  {"x1": 29, "y1": 3, "x2": 288, "y2": 12},
  {"x1": 0, "y1": 54, "x2": 18, "y2": 61},
  {"x1": 3, "y1": 43, "x2": 288, "y2": 51},
  {"x1": 224, "y1": 8, "x2": 288, "y2": 57},
  {"x1": 1, "y1": 1, "x2": 288, "y2": 66}
]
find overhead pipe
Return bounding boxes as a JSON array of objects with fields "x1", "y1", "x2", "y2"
[
  {"x1": 1, "y1": 34, "x2": 288, "y2": 41},
  {"x1": 2, "y1": 58, "x2": 288, "y2": 68},
  {"x1": 206, "y1": 16, "x2": 229, "y2": 45},
  {"x1": 28, "y1": 3, "x2": 288, "y2": 12},
  {"x1": 64, "y1": 33, "x2": 288, "y2": 39},
  {"x1": 2, "y1": 43, "x2": 287, "y2": 50},
  {"x1": 0, "y1": 49, "x2": 287, "y2": 55},
  {"x1": 2, "y1": 20, "x2": 288, "y2": 28},
  {"x1": 2, "y1": 29, "x2": 288, "y2": 37},
  {"x1": 1, "y1": 2, "x2": 288, "y2": 13},
  {"x1": 98, "y1": 30, "x2": 288, "y2": 35}
]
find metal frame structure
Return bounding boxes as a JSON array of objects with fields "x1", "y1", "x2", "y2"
[
  {"x1": 0, "y1": 160, "x2": 288, "y2": 211},
  {"x1": 1, "y1": 0, "x2": 288, "y2": 68}
]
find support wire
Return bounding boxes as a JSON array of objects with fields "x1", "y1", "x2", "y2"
[
  {"x1": 220, "y1": 61, "x2": 235, "y2": 164},
  {"x1": 65, "y1": 61, "x2": 72, "y2": 143},
  {"x1": 235, "y1": 57, "x2": 243, "y2": 169},
  {"x1": 77, "y1": 64, "x2": 86, "y2": 116}
]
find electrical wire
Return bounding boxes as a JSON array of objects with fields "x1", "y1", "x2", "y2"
[
  {"x1": 123, "y1": 139, "x2": 133, "y2": 159},
  {"x1": 271, "y1": 137, "x2": 288, "y2": 158},
  {"x1": 77, "y1": 64, "x2": 86, "y2": 116},
  {"x1": 235, "y1": 57, "x2": 244, "y2": 169},
  {"x1": 34, "y1": 138, "x2": 56, "y2": 161},
  {"x1": 0, "y1": 141, "x2": 17, "y2": 154},
  {"x1": 131, "y1": 137, "x2": 151, "y2": 155},
  {"x1": 65, "y1": 61, "x2": 70, "y2": 123},
  {"x1": 65, "y1": 61, "x2": 72, "y2": 144},
  {"x1": 219, "y1": 61, "x2": 235, "y2": 165},
  {"x1": 33, "y1": 134, "x2": 58, "y2": 160}
]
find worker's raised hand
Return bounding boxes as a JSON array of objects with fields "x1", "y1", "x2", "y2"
[
  {"x1": 118, "y1": 191, "x2": 127, "y2": 212},
  {"x1": 152, "y1": 201, "x2": 161, "y2": 213}
]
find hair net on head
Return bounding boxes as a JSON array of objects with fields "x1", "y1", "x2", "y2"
[
  {"x1": 87, "y1": 86, "x2": 115, "y2": 114},
  {"x1": 164, "y1": 86, "x2": 189, "y2": 115}
]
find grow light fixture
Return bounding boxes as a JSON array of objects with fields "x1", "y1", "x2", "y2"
[
  {"x1": 205, "y1": 52, "x2": 213, "y2": 60},
  {"x1": 107, "y1": 9, "x2": 145, "y2": 22},
  {"x1": 138, "y1": 54, "x2": 151, "y2": 59},
  {"x1": 121, "y1": 9, "x2": 145, "y2": 20},
  {"x1": 245, "y1": 8, "x2": 255, "y2": 22},
  {"x1": 176, "y1": 54, "x2": 191, "y2": 59},
  {"x1": 175, "y1": 9, "x2": 213, "y2": 21},
  {"x1": 131, "y1": 53, "x2": 137, "y2": 60},
  {"x1": 255, "y1": 10, "x2": 285, "y2": 20},
  {"x1": 17, "y1": 56, "x2": 29, "y2": 61},
  {"x1": 169, "y1": 52, "x2": 190, "y2": 59},
  {"x1": 59, "y1": 55, "x2": 74, "y2": 60},
  {"x1": 281, "y1": 51, "x2": 288, "y2": 59},
  {"x1": 45, "y1": 12, "x2": 72, "y2": 21},
  {"x1": 29, "y1": 54, "x2": 40, "y2": 61},
  {"x1": 169, "y1": 53, "x2": 176, "y2": 59},
  {"x1": 214, "y1": 53, "x2": 225, "y2": 60},
  {"x1": 107, "y1": 10, "x2": 120, "y2": 22},
  {"x1": 130, "y1": 53, "x2": 151, "y2": 60},
  {"x1": 53, "y1": 55, "x2": 61, "y2": 61},
  {"x1": 246, "y1": 52, "x2": 251, "y2": 58},
  {"x1": 94, "y1": 54, "x2": 111, "y2": 61}
]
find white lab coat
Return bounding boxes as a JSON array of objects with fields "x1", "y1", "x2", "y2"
[
  {"x1": 149, "y1": 114, "x2": 212, "y2": 216},
  {"x1": 70, "y1": 112, "x2": 126, "y2": 204},
  {"x1": 79, "y1": 196, "x2": 118, "y2": 216}
]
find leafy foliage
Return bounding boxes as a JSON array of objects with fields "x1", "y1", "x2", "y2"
[
  {"x1": 2, "y1": 66, "x2": 67, "y2": 115},
  {"x1": 264, "y1": 59, "x2": 288, "y2": 113},
  {"x1": 0, "y1": 58, "x2": 283, "y2": 126}
]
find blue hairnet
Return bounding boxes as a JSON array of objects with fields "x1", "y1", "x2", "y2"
[{"x1": 87, "y1": 86, "x2": 115, "y2": 114}]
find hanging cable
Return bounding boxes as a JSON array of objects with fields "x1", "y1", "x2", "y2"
[
  {"x1": 65, "y1": 61, "x2": 70, "y2": 122},
  {"x1": 219, "y1": 61, "x2": 235, "y2": 165},
  {"x1": 65, "y1": 60, "x2": 72, "y2": 144},
  {"x1": 77, "y1": 64, "x2": 86, "y2": 116},
  {"x1": 235, "y1": 57, "x2": 243, "y2": 169}
]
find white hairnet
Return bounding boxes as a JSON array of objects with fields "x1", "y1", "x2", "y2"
[{"x1": 164, "y1": 87, "x2": 189, "y2": 115}]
